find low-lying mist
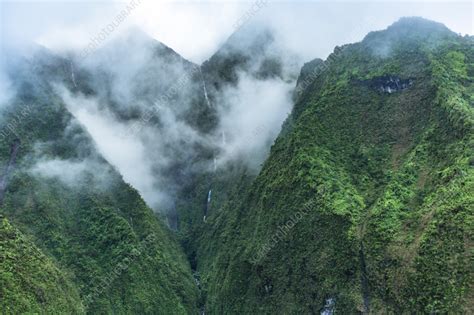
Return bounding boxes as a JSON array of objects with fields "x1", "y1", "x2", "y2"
[
  {"x1": 3, "y1": 0, "x2": 469, "y2": 217},
  {"x1": 45, "y1": 24, "x2": 298, "y2": 214},
  {"x1": 216, "y1": 72, "x2": 293, "y2": 172}
]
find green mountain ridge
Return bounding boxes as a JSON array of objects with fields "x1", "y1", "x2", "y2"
[
  {"x1": 0, "y1": 51, "x2": 199, "y2": 313},
  {"x1": 0, "y1": 16, "x2": 472, "y2": 314},
  {"x1": 191, "y1": 17, "x2": 473, "y2": 314}
]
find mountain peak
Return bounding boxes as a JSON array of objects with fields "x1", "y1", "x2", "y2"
[
  {"x1": 361, "y1": 17, "x2": 456, "y2": 57},
  {"x1": 100, "y1": 26, "x2": 168, "y2": 53},
  {"x1": 78, "y1": 26, "x2": 190, "y2": 67},
  {"x1": 208, "y1": 22, "x2": 275, "y2": 63},
  {"x1": 364, "y1": 17, "x2": 455, "y2": 42},
  {"x1": 389, "y1": 16, "x2": 453, "y2": 34}
]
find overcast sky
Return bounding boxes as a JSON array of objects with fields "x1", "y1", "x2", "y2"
[{"x1": 1, "y1": 0, "x2": 473, "y2": 63}]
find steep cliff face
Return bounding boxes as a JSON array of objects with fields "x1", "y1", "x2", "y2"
[
  {"x1": 177, "y1": 25, "x2": 300, "y2": 275},
  {"x1": 0, "y1": 49, "x2": 199, "y2": 314},
  {"x1": 194, "y1": 18, "x2": 473, "y2": 313},
  {"x1": 1, "y1": 16, "x2": 471, "y2": 314},
  {"x1": 65, "y1": 30, "x2": 218, "y2": 227},
  {"x1": 60, "y1": 27, "x2": 294, "y2": 232},
  {"x1": 0, "y1": 27, "x2": 296, "y2": 313},
  {"x1": 201, "y1": 25, "x2": 295, "y2": 90}
]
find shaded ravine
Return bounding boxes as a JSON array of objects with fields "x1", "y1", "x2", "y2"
[
  {"x1": 0, "y1": 139, "x2": 21, "y2": 205},
  {"x1": 359, "y1": 242, "x2": 371, "y2": 314},
  {"x1": 192, "y1": 270, "x2": 206, "y2": 315}
]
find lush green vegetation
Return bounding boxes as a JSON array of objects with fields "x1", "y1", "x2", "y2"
[
  {"x1": 192, "y1": 18, "x2": 473, "y2": 313},
  {"x1": 0, "y1": 58, "x2": 199, "y2": 314},
  {"x1": 1, "y1": 17, "x2": 472, "y2": 314},
  {"x1": 0, "y1": 216, "x2": 84, "y2": 313}
]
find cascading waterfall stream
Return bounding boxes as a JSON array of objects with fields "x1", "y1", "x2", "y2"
[
  {"x1": 70, "y1": 61, "x2": 77, "y2": 88},
  {"x1": 221, "y1": 131, "x2": 226, "y2": 146},
  {"x1": 320, "y1": 298, "x2": 335, "y2": 315},
  {"x1": 191, "y1": 271, "x2": 206, "y2": 314},
  {"x1": 199, "y1": 66, "x2": 212, "y2": 108},
  {"x1": 203, "y1": 189, "x2": 212, "y2": 222}
]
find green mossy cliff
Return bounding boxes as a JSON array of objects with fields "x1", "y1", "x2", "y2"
[
  {"x1": 0, "y1": 51, "x2": 199, "y2": 314},
  {"x1": 194, "y1": 18, "x2": 473, "y2": 314},
  {"x1": 1, "y1": 17, "x2": 472, "y2": 315}
]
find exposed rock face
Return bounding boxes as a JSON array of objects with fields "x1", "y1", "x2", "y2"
[{"x1": 363, "y1": 75, "x2": 413, "y2": 93}]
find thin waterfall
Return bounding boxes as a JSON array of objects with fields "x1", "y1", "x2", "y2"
[
  {"x1": 204, "y1": 189, "x2": 212, "y2": 222},
  {"x1": 192, "y1": 271, "x2": 206, "y2": 315},
  {"x1": 199, "y1": 66, "x2": 211, "y2": 108},
  {"x1": 221, "y1": 131, "x2": 227, "y2": 146},
  {"x1": 70, "y1": 61, "x2": 77, "y2": 88},
  {"x1": 320, "y1": 298, "x2": 335, "y2": 315}
]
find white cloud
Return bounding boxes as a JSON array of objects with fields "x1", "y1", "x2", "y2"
[
  {"x1": 217, "y1": 73, "x2": 293, "y2": 171},
  {"x1": 31, "y1": 158, "x2": 92, "y2": 187},
  {"x1": 3, "y1": 0, "x2": 473, "y2": 215},
  {"x1": 58, "y1": 87, "x2": 166, "y2": 209},
  {"x1": 130, "y1": 1, "x2": 248, "y2": 63},
  {"x1": 0, "y1": 67, "x2": 12, "y2": 109},
  {"x1": 2, "y1": 1, "x2": 471, "y2": 63}
]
